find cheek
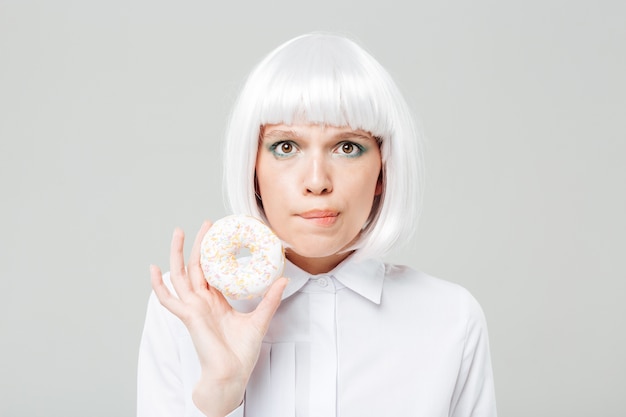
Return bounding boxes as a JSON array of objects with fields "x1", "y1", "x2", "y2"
[
  {"x1": 352, "y1": 162, "x2": 382, "y2": 193},
  {"x1": 256, "y1": 155, "x2": 278, "y2": 198},
  {"x1": 258, "y1": 169, "x2": 287, "y2": 202},
  {"x1": 256, "y1": 171, "x2": 290, "y2": 225}
]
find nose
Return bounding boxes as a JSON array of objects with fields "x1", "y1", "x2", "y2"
[{"x1": 303, "y1": 154, "x2": 332, "y2": 195}]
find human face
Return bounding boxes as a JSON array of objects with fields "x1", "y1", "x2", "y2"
[{"x1": 256, "y1": 123, "x2": 382, "y2": 274}]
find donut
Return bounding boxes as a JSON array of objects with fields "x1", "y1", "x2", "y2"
[{"x1": 199, "y1": 215, "x2": 284, "y2": 299}]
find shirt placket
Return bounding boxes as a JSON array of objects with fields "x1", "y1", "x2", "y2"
[{"x1": 306, "y1": 276, "x2": 338, "y2": 417}]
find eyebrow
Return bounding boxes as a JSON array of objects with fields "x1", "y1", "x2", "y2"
[
  {"x1": 334, "y1": 131, "x2": 376, "y2": 142},
  {"x1": 261, "y1": 129, "x2": 376, "y2": 143},
  {"x1": 261, "y1": 129, "x2": 301, "y2": 141}
]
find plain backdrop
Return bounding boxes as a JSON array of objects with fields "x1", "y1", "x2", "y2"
[{"x1": 1, "y1": 0, "x2": 624, "y2": 416}]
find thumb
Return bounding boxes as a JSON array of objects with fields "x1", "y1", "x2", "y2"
[{"x1": 251, "y1": 277, "x2": 289, "y2": 333}]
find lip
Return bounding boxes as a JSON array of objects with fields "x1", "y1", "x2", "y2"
[{"x1": 298, "y1": 209, "x2": 340, "y2": 226}]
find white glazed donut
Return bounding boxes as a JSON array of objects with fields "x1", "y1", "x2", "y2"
[{"x1": 200, "y1": 215, "x2": 284, "y2": 299}]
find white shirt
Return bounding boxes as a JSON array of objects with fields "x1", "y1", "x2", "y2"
[{"x1": 137, "y1": 258, "x2": 497, "y2": 417}]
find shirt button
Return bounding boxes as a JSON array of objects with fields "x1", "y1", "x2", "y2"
[{"x1": 317, "y1": 277, "x2": 329, "y2": 287}]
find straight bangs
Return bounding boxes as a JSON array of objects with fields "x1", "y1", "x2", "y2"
[{"x1": 253, "y1": 35, "x2": 395, "y2": 140}]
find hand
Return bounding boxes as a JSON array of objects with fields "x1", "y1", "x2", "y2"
[{"x1": 150, "y1": 221, "x2": 288, "y2": 417}]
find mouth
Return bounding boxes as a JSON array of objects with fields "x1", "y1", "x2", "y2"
[{"x1": 298, "y1": 210, "x2": 340, "y2": 226}]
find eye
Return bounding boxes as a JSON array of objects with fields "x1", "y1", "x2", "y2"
[
  {"x1": 335, "y1": 141, "x2": 365, "y2": 157},
  {"x1": 269, "y1": 140, "x2": 298, "y2": 158},
  {"x1": 280, "y1": 142, "x2": 293, "y2": 154}
]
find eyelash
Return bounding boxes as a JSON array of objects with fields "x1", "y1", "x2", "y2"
[
  {"x1": 337, "y1": 141, "x2": 366, "y2": 157},
  {"x1": 268, "y1": 140, "x2": 366, "y2": 158},
  {"x1": 269, "y1": 140, "x2": 298, "y2": 158}
]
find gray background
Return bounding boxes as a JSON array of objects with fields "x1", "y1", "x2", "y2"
[{"x1": 1, "y1": 0, "x2": 624, "y2": 416}]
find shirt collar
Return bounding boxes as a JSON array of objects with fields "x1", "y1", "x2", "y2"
[{"x1": 281, "y1": 257, "x2": 385, "y2": 304}]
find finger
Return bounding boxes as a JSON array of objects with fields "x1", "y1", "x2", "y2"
[
  {"x1": 251, "y1": 277, "x2": 289, "y2": 333},
  {"x1": 188, "y1": 220, "x2": 213, "y2": 290},
  {"x1": 150, "y1": 264, "x2": 185, "y2": 317},
  {"x1": 169, "y1": 227, "x2": 187, "y2": 276},
  {"x1": 169, "y1": 228, "x2": 193, "y2": 297}
]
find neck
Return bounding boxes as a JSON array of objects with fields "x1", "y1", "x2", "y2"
[{"x1": 285, "y1": 249, "x2": 353, "y2": 275}]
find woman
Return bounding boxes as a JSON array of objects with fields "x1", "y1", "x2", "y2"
[{"x1": 138, "y1": 33, "x2": 497, "y2": 417}]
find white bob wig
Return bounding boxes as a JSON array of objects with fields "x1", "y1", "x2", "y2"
[{"x1": 223, "y1": 33, "x2": 423, "y2": 261}]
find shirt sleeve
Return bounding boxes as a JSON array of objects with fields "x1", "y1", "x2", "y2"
[
  {"x1": 137, "y1": 281, "x2": 247, "y2": 417},
  {"x1": 137, "y1": 289, "x2": 187, "y2": 417},
  {"x1": 449, "y1": 293, "x2": 498, "y2": 417}
]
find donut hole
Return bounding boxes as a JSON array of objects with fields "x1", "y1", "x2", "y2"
[
  {"x1": 236, "y1": 247, "x2": 252, "y2": 260},
  {"x1": 235, "y1": 247, "x2": 254, "y2": 270}
]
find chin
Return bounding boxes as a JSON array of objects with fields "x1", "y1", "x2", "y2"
[
  {"x1": 287, "y1": 242, "x2": 355, "y2": 260},
  {"x1": 285, "y1": 240, "x2": 340, "y2": 256}
]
